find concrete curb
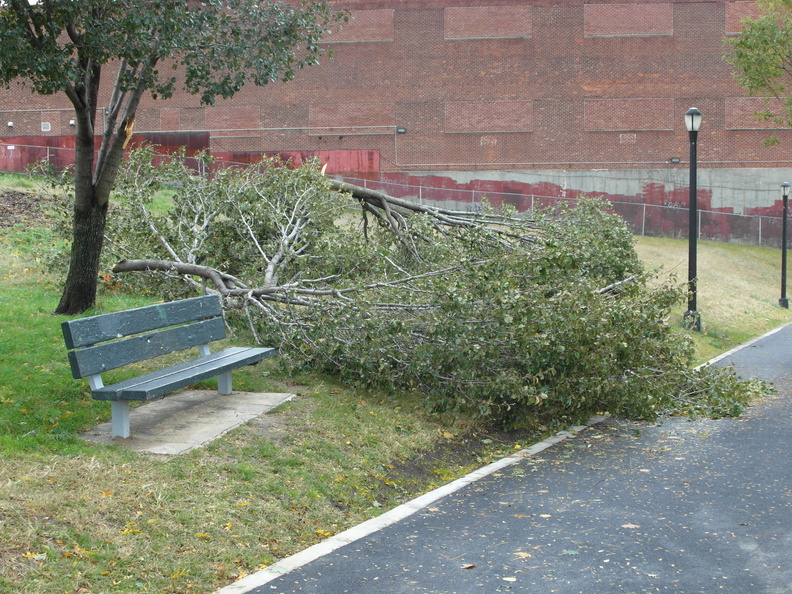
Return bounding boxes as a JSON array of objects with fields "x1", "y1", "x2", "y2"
[{"x1": 696, "y1": 320, "x2": 792, "y2": 370}]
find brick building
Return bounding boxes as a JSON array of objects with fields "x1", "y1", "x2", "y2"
[{"x1": 0, "y1": 0, "x2": 789, "y2": 218}]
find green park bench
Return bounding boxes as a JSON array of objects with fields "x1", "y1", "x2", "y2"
[{"x1": 61, "y1": 295, "x2": 276, "y2": 439}]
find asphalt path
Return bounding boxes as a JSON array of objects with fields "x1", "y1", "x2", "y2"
[{"x1": 229, "y1": 323, "x2": 792, "y2": 594}]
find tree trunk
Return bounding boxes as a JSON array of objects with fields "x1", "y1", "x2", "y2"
[
  {"x1": 54, "y1": 92, "x2": 116, "y2": 315},
  {"x1": 54, "y1": 199, "x2": 108, "y2": 315}
]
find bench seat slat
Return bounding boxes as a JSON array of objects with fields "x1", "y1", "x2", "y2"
[
  {"x1": 67, "y1": 317, "x2": 227, "y2": 378},
  {"x1": 91, "y1": 346, "x2": 277, "y2": 401}
]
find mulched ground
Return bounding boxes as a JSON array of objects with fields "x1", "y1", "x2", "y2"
[{"x1": 0, "y1": 191, "x2": 50, "y2": 229}]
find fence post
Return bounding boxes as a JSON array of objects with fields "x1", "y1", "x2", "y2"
[
  {"x1": 759, "y1": 216, "x2": 762, "y2": 245},
  {"x1": 642, "y1": 202, "x2": 646, "y2": 236}
]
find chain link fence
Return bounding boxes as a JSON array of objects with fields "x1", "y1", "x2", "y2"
[
  {"x1": 338, "y1": 176, "x2": 786, "y2": 249},
  {"x1": 0, "y1": 140, "x2": 784, "y2": 248}
]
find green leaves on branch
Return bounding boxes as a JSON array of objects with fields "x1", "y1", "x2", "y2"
[
  {"x1": 726, "y1": 0, "x2": 792, "y2": 141},
  {"x1": 0, "y1": 0, "x2": 348, "y2": 104},
  {"x1": 98, "y1": 149, "x2": 765, "y2": 427}
]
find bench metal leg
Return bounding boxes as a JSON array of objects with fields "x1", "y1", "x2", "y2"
[
  {"x1": 218, "y1": 371, "x2": 232, "y2": 395},
  {"x1": 111, "y1": 401, "x2": 131, "y2": 438}
]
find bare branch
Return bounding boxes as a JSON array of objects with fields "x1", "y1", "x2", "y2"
[
  {"x1": 112, "y1": 258, "x2": 470, "y2": 302},
  {"x1": 598, "y1": 275, "x2": 639, "y2": 295},
  {"x1": 327, "y1": 179, "x2": 538, "y2": 245}
]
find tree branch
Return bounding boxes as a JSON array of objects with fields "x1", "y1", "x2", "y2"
[
  {"x1": 111, "y1": 257, "x2": 471, "y2": 307},
  {"x1": 327, "y1": 178, "x2": 538, "y2": 245}
]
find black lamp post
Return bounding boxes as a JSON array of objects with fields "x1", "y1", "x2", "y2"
[
  {"x1": 780, "y1": 182, "x2": 790, "y2": 309},
  {"x1": 684, "y1": 107, "x2": 702, "y2": 331}
]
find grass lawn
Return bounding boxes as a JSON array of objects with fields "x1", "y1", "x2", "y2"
[
  {"x1": 1, "y1": 184, "x2": 789, "y2": 592},
  {"x1": 634, "y1": 236, "x2": 792, "y2": 363}
]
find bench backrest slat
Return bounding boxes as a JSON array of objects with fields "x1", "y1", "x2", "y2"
[
  {"x1": 66, "y1": 317, "x2": 227, "y2": 379},
  {"x1": 61, "y1": 295, "x2": 222, "y2": 349}
]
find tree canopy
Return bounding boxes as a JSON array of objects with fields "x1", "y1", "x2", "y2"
[
  {"x1": 727, "y1": 0, "x2": 792, "y2": 142},
  {"x1": 0, "y1": 0, "x2": 346, "y2": 314}
]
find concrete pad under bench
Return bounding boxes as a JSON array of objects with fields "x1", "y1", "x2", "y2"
[{"x1": 80, "y1": 390, "x2": 295, "y2": 455}]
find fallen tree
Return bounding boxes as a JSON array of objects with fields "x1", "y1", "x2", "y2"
[{"x1": 57, "y1": 148, "x2": 765, "y2": 426}]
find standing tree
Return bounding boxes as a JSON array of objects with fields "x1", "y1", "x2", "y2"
[
  {"x1": 727, "y1": 0, "x2": 792, "y2": 143},
  {"x1": 0, "y1": 0, "x2": 346, "y2": 314}
]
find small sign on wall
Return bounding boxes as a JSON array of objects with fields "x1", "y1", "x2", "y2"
[{"x1": 41, "y1": 122, "x2": 51, "y2": 132}]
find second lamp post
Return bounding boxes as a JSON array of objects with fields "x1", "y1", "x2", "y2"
[
  {"x1": 780, "y1": 182, "x2": 790, "y2": 309},
  {"x1": 684, "y1": 107, "x2": 702, "y2": 331}
]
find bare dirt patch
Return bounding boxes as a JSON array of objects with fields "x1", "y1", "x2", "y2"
[
  {"x1": 382, "y1": 425, "x2": 545, "y2": 494},
  {"x1": 0, "y1": 191, "x2": 50, "y2": 228}
]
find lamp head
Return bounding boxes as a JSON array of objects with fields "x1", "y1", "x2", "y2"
[
  {"x1": 684, "y1": 107, "x2": 702, "y2": 133},
  {"x1": 782, "y1": 182, "x2": 791, "y2": 199}
]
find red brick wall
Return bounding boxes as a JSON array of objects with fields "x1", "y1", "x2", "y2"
[
  {"x1": 327, "y1": 9, "x2": 394, "y2": 42},
  {"x1": 584, "y1": 3, "x2": 674, "y2": 37},
  {"x1": 0, "y1": 0, "x2": 788, "y2": 174},
  {"x1": 445, "y1": 101, "x2": 534, "y2": 133},
  {"x1": 584, "y1": 98, "x2": 675, "y2": 131},
  {"x1": 726, "y1": 97, "x2": 786, "y2": 130},
  {"x1": 444, "y1": 6, "x2": 532, "y2": 40},
  {"x1": 308, "y1": 102, "x2": 395, "y2": 135},
  {"x1": 725, "y1": 1, "x2": 762, "y2": 35}
]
